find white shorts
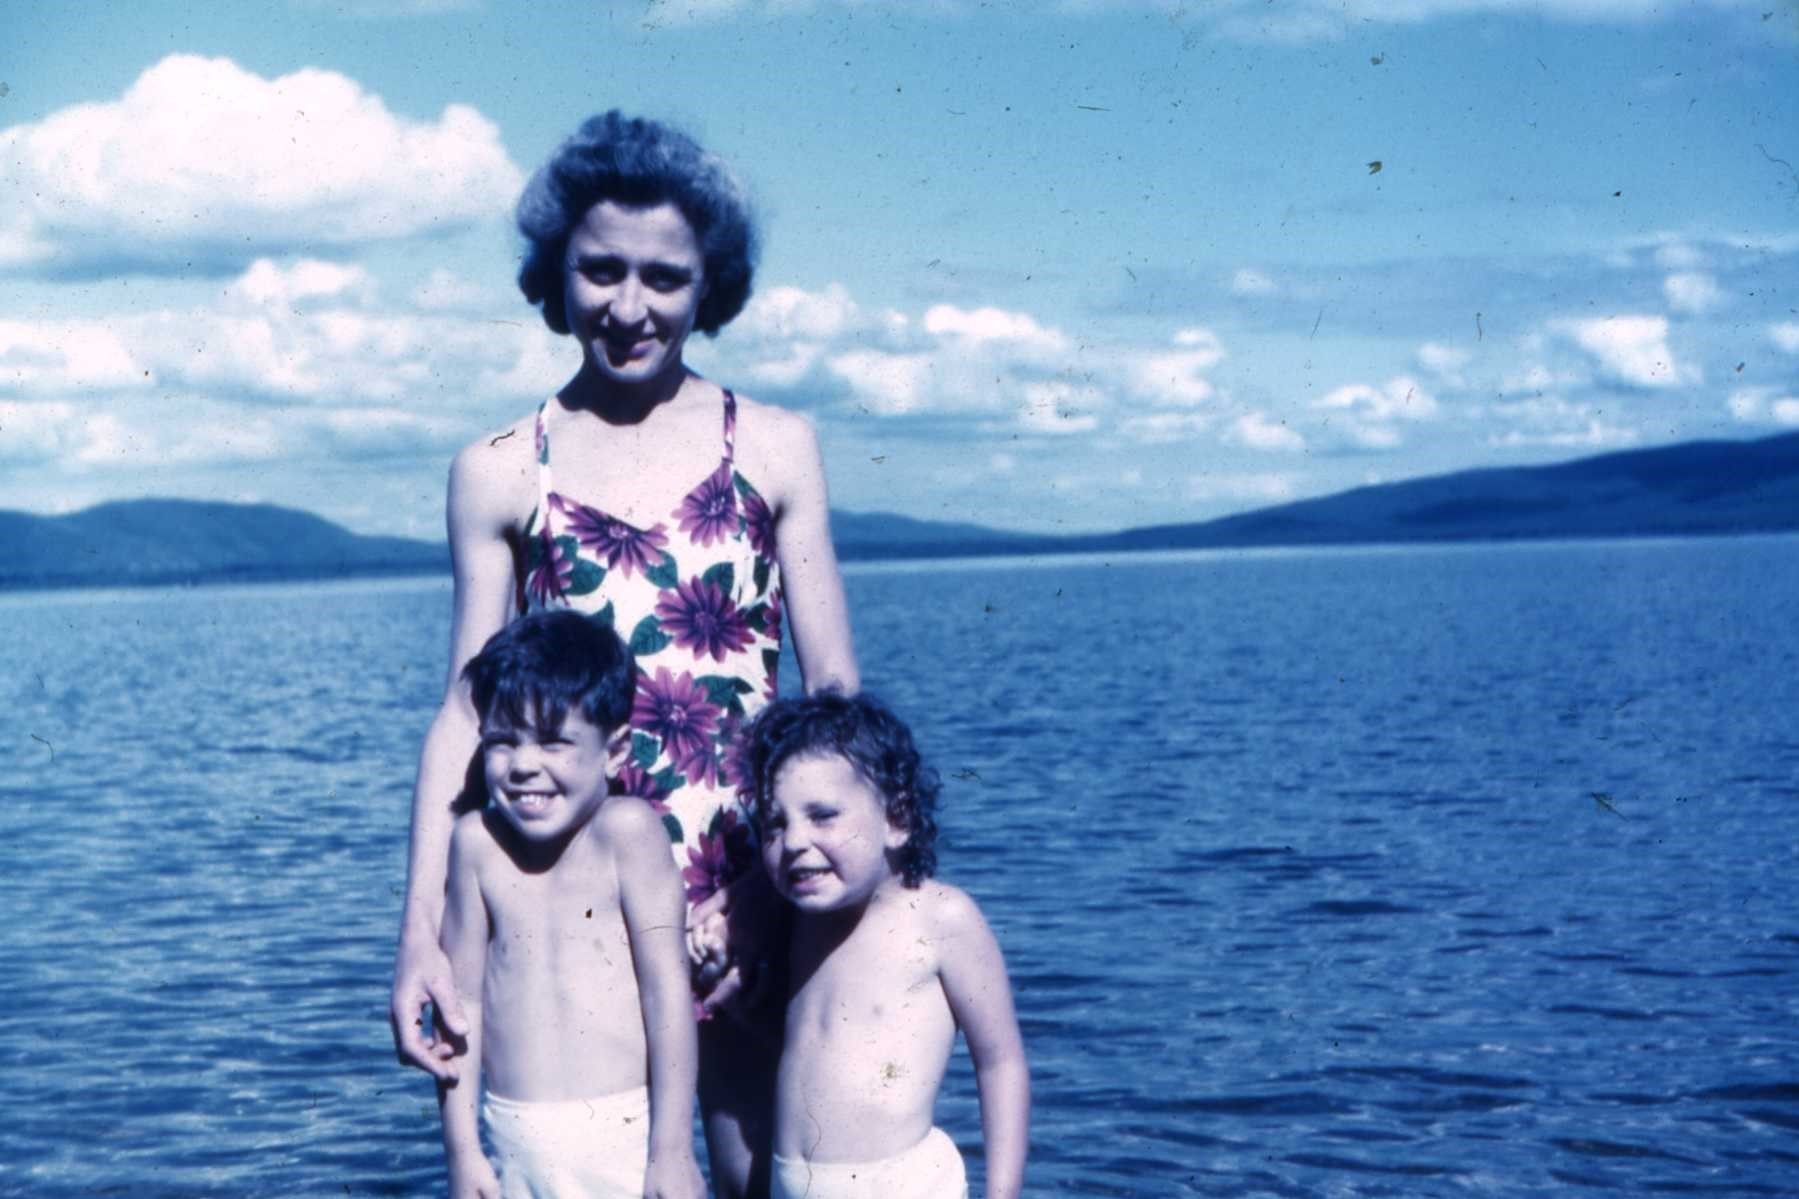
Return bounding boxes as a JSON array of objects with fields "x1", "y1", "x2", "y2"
[
  {"x1": 482, "y1": 1086, "x2": 649, "y2": 1199},
  {"x1": 770, "y1": 1126, "x2": 968, "y2": 1199}
]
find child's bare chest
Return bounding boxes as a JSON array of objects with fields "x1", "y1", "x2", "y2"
[
  {"x1": 482, "y1": 857, "x2": 631, "y2": 980},
  {"x1": 789, "y1": 922, "x2": 947, "y2": 1036}
]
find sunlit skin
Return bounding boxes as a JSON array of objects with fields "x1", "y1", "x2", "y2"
[
  {"x1": 477, "y1": 709, "x2": 612, "y2": 848},
  {"x1": 763, "y1": 754, "x2": 1031, "y2": 1199},
  {"x1": 392, "y1": 188, "x2": 859, "y2": 1199},
  {"x1": 436, "y1": 707, "x2": 705, "y2": 1199},
  {"x1": 563, "y1": 201, "x2": 707, "y2": 394}
]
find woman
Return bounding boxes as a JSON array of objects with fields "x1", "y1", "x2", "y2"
[{"x1": 390, "y1": 111, "x2": 858, "y2": 1198}]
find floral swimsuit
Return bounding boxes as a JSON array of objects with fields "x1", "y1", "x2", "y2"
[{"x1": 520, "y1": 390, "x2": 780, "y2": 907}]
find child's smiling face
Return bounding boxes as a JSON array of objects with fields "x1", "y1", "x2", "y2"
[
  {"x1": 761, "y1": 752, "x2": 909, "y2": 913},
  {"x1": 479, "y1": 707, "x2": 611, "y2": 844}
]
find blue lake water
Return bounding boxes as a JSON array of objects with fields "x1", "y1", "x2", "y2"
[{"x1": 1, "y1": 536, "x2": 1796, "y2": 1197}]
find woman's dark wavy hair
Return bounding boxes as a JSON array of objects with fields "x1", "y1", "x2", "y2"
[
  {"x1": 461, "y1": 610, "x2": 635, "y2": 738},
  {"x1": 742, "y1": 691, "x2": 940, "y2": 888},
  {"x1": 515, "y1": 110, "x2": 758, "y2": 337}
]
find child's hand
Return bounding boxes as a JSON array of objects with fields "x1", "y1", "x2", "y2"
[
  {"x1": 686, "y1": 907, "x2": 729, "y2": 976},
  {"x1": 644, "y1": 1150, "x2": 707, "y2": 1199},
  {"x1": 447, "y1": 1148, "x2": 500, "y2": 1199},
  {"x1": 687, "y1": 871, "x2": 784, "y2": 1019}
]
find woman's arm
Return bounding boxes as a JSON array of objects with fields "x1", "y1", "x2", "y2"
[
  {"x1": 610, "y1": 801, "x2": 708, "y2": 1199},
  {"x1": 438, "y1": 818, "x2": 499, "y2": 1197},
  {"x1": 392, "y1": 434, "x2": 526, "y2": 1078},
  {"x1": 937, "y1": 886, "x2": 1030, "y2": 1199},
  {"x1": 767, "y1": 410, "x2": 858, "y2": 695}
]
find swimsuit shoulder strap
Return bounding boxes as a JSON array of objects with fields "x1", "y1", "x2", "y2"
[
  {"x1": 532, "y1": 397, "x2": 557, "y2": 515},
  {"x1": 721, "y1": 389, "x2": 738, "y2": 465}
]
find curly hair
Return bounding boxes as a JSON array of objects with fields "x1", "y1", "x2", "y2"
[
  {"x1": 741, "y1": 692, "x2": 940, "y2": 888},
  {"x1": 515, "y1": 110, "x2": 758, "y2": 337}
]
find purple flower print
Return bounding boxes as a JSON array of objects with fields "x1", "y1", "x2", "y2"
[
  {"x1": 612, "y1": 760, "x2": 670, "y2": 810},
  {"x1": 674, "y1": 463, "x2": 738, "y2": 548},
  {"x1": 682, "y1": 808, "x2": 753, "y2": 904},
  {"x1": 717, "y1": 712, "x2": 752, "y2": 792},
  {"x1": 742, "y1": 486, "x2": 776, "y2": 558},
  {"x1": 632, "y1": 667, "x2": 721, "y2": 782},
  {"x1": 655, "y1": 577, "x2": 754, "y2": 663},
  {"x1": 554, "y1": 494, "x2": 668, "y2": 578},
  {"x1": 683, "y1": 741, "x2": 721, "y2": 791},
  {"x1": 764, "y1": 586, "x2": 784, "y2": 647},
  {"x1": 523, "y1": 526, "x2": 569, "y2": 605}
]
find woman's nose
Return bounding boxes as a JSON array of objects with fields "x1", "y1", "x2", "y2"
[{"x1": 607, "y1": 276, "x2": 648, "y2": 325}]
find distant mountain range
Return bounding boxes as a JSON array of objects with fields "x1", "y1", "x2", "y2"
[{"x1": 5, "y1": 431, "x2": 1798, "y2": 589}]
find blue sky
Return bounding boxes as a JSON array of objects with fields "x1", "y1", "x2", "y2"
[{"x1": 4, "y1": 0, "x2": 1797, "y2": 538}]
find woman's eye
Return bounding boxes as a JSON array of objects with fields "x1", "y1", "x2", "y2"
[
  {"x1": 644, "y1": 270, "x2": 689, "y2": 292},
  {"x1": 577, "y1": 259, "x2": 624, "y2": 283}
]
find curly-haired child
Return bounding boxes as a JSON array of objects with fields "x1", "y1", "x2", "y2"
[{"x1": 742, "y1": 692, "x2": 1029, "y2": 1199}]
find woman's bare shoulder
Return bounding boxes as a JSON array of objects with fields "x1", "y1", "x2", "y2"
[
  {"x1": 448, "y1": 411, "x2": 540, "y2": 526},
  {"x1": 729, "y1": 392, "x2": 821, "y2": 493},
  {"x1": 451, "y1": 412, "x2": 538, "y2": 480},
  {"x1": 731, "y1": 391, "x2": 814, "y2": 441}
]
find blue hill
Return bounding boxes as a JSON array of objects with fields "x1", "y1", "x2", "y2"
[{"x1": 3, "y1": 431, "x2": 1796, "y2": 588}]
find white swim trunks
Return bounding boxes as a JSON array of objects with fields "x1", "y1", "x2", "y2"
[
  {"x1": 770, "y1": 1126, "x2": 968, "y2": 1199},
  {"x1": 482, "y1": 1086, "x2": 649, "y2": 1199}
]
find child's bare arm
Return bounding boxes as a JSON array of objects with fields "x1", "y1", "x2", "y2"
[
  {"x1": 438, "y1": 818, "x2": 498, "y2": 1197},
  {"x1": 610, "y1": 800, "x2": 707, "y2": 1199},
  {"x1": 937, "y1": 887, "x2": 1030, "y2": 1199}
]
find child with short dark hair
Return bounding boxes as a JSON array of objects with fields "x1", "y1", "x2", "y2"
[
  {"x1": 437, "y1": 610, "x2": 704, "y2": 1199},
  {"x1": 743, "y1": 692, "x2": 1029, "y2": 1199}
]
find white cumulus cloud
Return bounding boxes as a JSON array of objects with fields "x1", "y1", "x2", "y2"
[
  {"x1": 0, "y1": 54, "x2": 522, "y2": 277},
  {"x1": 1553, "y1": 315, "x2": 1695, "y2": 389},
  {"x1": 1130, "y1": 328, "x2": 1225, "y2": 407},
  {"x1": 827, "y1": 349, "x2": 934, "y2": 416},
  {"x1": 234, "y1": 258, "x2": 373, "y2": 307},
  {"x1": 739, "y1": 283, "x2": 860, "y2": 342},
  {"x1": 0, "y1": 400, "x2": 83, "y2": 464},
  {"x1": 922, "y1": 304, "x2": 1069, "y2": 359},
  {"x1": 1, "y1": 259, "x2": 565, "y2": 418},
  {"x1": 1317, "y1": 375, "x2": 1438, "y2": 422},
  {"x1": 1727, "y1": 386, "x2": 1799, "y2": 426},
  {"x1": 1771, "y1": 323, "x2": 1799, "y2": 354},
  {"x1": 0, "y1": 320, "x2": 149, "y2": 394},
  {"x1": 1652, "y1": 239, "x2": 1707, "y2": 270},
  {"x1": 1488, "y1": 393, "x2": 1639, "y2": 448},
  {"x1": 1663, "y1": 272, "x2": 1723, "y2": 316},
  {"x1": 1230, "y1": 411, "x2": 1306, "y2": 452},
  {"x1": 1417, "y1": 342, "x2": 1471, "y2": 378},
  {"x1": 1314, "y1": 375, "x2": 1437, "y2": 450}
]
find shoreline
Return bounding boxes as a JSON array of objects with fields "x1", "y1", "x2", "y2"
[{"x1": 4, "y1": 525, "x2": 1796, "y2": 596}]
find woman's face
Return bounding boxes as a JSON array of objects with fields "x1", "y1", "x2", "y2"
[{"x1": 563, "y1": 199, "x2": 707, "y2": 388}]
